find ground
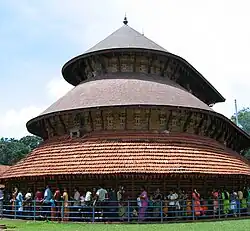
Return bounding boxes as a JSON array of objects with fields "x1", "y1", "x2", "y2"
[{"x1": 0, "y1": 219, "x2": 250, "y2": 231}]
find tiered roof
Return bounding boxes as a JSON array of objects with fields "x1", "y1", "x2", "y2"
[
  {"x1": 1, "y1": 132, "x2": 250, "y2": 179},
  {"x1": 0, "y1": 165, "x2": 10, "y2": 177},
  {"x1": 39, "y1": 74, "x2": 213, "y2": 116}
]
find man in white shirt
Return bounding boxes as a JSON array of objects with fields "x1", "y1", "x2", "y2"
[
  {"x1": 167, "y1": 190, "x2": 178, "y2": 217},
  {"x1": 84, "y1": 189, "x2": 92, "y2": 206},
  {"x1": 96, "y1": 186, "x2": 108, "y2": 218},
  {"x1": 96, "y1": 186, "x2": 108, "y2": 202},
  {"x1": 73, "y1": 187, "x2": 81, "y2": 206}
]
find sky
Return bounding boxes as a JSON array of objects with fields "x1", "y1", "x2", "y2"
[{"x1": 0, "y1": 0, "x2": 249, "y2": 138}]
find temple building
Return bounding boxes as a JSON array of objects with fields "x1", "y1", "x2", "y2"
[{"x1": 1, "y1": 17, "x2": 250, "y2": 195}]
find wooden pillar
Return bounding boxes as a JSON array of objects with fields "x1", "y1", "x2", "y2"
[
  {"x1": 163, "y1": 175, "x2": 166, "y2": 194},
  {"x1": 177, "y1": 176, "x2": 180, "y2": 189},
  {"x1": 132, "y1": 175, "x2": 135, "y2": 198}
]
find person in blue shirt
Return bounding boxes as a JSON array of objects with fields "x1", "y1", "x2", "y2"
[{"x1": 43, "y1": 185, "x2": 52, "y2": 219}]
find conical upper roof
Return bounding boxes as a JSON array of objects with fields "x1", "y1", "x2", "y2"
[{"x1": 85, "y1": 24, "x2": 167, "y2": 54}]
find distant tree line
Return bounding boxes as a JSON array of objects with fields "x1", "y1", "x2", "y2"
[
  {"x1": 231, "y1": 107, "x2": 250, "y2": 157},
  {"x1": 0, "y1": 135, "x2": 43, "y2": 165}
]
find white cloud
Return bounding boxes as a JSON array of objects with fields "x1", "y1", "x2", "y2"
[
  {"x1": 46, "y1": 78, "x2": 73, "y2": 101},
  {"x1": 0, "y1": 106, "x2": 46, "y2": 139}
]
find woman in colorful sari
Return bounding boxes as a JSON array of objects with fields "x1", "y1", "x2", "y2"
[
  {"x1": 221, "y1": 189, "x2": 230, "y2": 217},
  {"x1": 61, "y1": 188, "x2": 69, "y2": 222},
  {"x1": 211, "y1": 188, "x2": 219, "y2": 217},
  {"x1": 192, "y1": 189, "x2": 201, "y2": 217},
  {"x1": 138, "y1": 186, "x2": 148, "y2": 221}
]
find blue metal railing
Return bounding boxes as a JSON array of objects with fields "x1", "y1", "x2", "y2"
[{"x1": 1, "y1": 199, "x2": 249, "y2": 222}]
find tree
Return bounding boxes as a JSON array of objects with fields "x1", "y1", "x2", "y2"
[
  {"x1": 0, "y1": 136, "x2": 43, "y2": 165},
  {"x1": 231, "y1": 107, "x2": 250, "y2": 157}
]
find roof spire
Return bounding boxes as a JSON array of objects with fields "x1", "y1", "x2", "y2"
[{"x1": 123, "y1": 13, "x2": 128, "y2": 25}]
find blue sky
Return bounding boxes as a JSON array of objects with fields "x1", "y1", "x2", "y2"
[{"x1": 0, "y1": 0, "x2": 249, "y2": 138}]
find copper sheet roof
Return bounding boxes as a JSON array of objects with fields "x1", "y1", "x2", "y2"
[
  {"x1": 86, "y1": 25, "x2": 167, "y2": 54},
  {"x1": 2, "y1": 132, "x2": 250, "y2": 179},
  {"x1": 39, "y1": 74, "x2": 213, "y2": 116},
  {"x1": 0, "y1": 165, "x2": 10, "y2": 177}
]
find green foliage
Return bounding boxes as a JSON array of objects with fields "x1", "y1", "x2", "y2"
[
  {"x1": 0, "y1": 136, "x2": 43, "y2": 165},
  {"x1": 231, "y1": 107, "x2": 250, "y2": 156}
]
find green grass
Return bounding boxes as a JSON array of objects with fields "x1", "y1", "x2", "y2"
[{"x1": 1, "y1": 219, "x2": 250, "y2": 231}]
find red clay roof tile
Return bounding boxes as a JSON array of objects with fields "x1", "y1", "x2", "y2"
[{"x1": 1, "y1": 132, "x2": 250, "y2": 179}]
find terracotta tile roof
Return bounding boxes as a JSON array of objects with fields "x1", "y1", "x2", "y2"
[
  {"x1": 1, "y1": 132, "x2": 250, "y2": 179},
  {"x1": 0, "y1": 165, "x2": 10, "y2": 177},
  {"x1": 39, "y1": 74, "x2": 213, "y2": 117}
]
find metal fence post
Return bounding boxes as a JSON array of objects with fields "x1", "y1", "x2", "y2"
[
  {"x1": 218, "y1": 199, "x2": 221, "y2": 219},
  {"x1": 239, "y1": 200, "x2": 241, "y2": 217},
  {"x1": 14, "y1": 201, "x2": 17, "y2": 219},
  {"x1": 33, "y1": 200, "x2": 36, "y2": 221},
  {"x1": 62, "y1": 202, "x2": 64, "y2": 221},
  {"x1": 127, "y1": 201, "x2": 130, "y2": 223},
  {"x1": 92, "y1": 205, "x2": 95, "y2": 223},
  {"x1": 192, "y1": 200, "x2": 195, "y2": 220},
  {"x1": 160, "y1": 200, "x2": 163, "y2": 223}
]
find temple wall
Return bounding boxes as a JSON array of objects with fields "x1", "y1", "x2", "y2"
[
  {"x1": 5, "y1": 175, "x2": 248, "y2": 199},
  {"x1": 43, "y1": 106, "x2": 242, "y2": 152},
  {"x1": 70, "y1": 52, "x2": 204, "y2": 103}
]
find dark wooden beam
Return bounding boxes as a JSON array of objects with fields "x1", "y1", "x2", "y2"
[
  {"x1": 210, "y1": 118, "x2": 219, "y2": 138},
  {"x1": 117, "y1": 55, "x2": 121, "y2": 72},
  {"x1": 47, "y1": 117, "x2": 57, "y2": 135},
  {"x1": 87, "y1": 58, "x2": 94, "y2": 72},
  {"x1": 133, "y1": 55, "x2": 136, "y2": 72},
  {"x1": 59, "y1": 115, "x2": 67, "y2": 133},
  {"x1": 78, "y1": 60, "x2": 87, "y2": 80},
  {"x1": 194, "y1": 114, "x2": 205, "y2": 135},
  {"x1": 183, "y1": 111, "x2": 192, "y2": 132},
  {"x1": 160, "y1": 58, "x2": 170, "y2": 76},
  {"x1": 100, "y1": 109, "x2": 104, "y2": 130},
  {"x1": 204, "y1": 115, "x2": 214, "y2": 136},
  {"x1": 147, "y1": 57, "x2": 153, "y2": 74},
  {"x1": 89, "y1": 111, "x2": 94, "y2": 131},
  {"x1": 125, "y1": 108, "x2": 128, "y2": 130},
  {"x1": 166, "y1": 110, "x2": 172, "y2": 130},
  {"x1": 40, "y1": 119, "x2": 48, "y2": 139},
  {"x1": 97, "y1": 55, "x2": 107, "y2": 74},
  {"x1": 148, "y1": 108, "x2": 152, "y2": 130},
  {"x1": 170, "y1": 64, "x2": 180, "y2": 81}
]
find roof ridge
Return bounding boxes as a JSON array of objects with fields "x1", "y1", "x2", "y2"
[{"x1": 85, "y1": 25, "x2": 167, "y2": 53}]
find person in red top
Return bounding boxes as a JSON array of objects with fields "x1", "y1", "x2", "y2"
[
  {"x1": 192, "y1": 189, "x2": 201, "y2": 217},
  {"x1": 53, "y1": 188, "x2": 61, "y2": 219},
  {"x1": 35, "y1": 189, "x2": 44, "y2": 216}
]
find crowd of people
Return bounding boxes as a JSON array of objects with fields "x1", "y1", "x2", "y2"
[{"x1": 0, "y1": 184, "x2": 250, "y2": 221}]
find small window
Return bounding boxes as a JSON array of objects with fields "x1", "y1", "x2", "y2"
[
  {"x1": 135, "y1": 116, "x2": 141, "y2": 126},
  {"x1": 107, "y1": 116, "x2": 113, "y2": 128},
  {"x1": 70, "y1": 129, "x2": 80, "y2": 138},
  {"x1": 160, "y1": 117, "x2": 166, "y2": 126},
  {"x1": 96, "y1": 118, "x2": 101, "y2": 126},
  {"x1": 172, "y1": 119, "x2": 177, "y2": 126},
  {"x1": 72, "y1": 131, "x2": 78, "y2": 137}
]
